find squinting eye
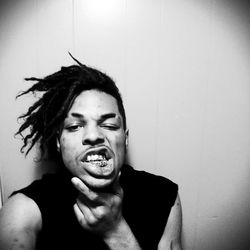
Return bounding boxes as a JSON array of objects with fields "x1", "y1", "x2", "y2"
[
  {"x1": 101, "y1": 124, "x2": 119, "y2": 130},
  {"x1": 66, "y1": 125, "x2": 82, "y2": 132}
]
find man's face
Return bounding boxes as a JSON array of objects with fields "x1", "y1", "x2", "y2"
[{"x1": 58, "y1": 90, "x2": 128, "y2": 189}]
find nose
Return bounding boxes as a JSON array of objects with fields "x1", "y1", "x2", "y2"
[{"x1": 82, "y1": 124, "x2": 105, "y2": 146}]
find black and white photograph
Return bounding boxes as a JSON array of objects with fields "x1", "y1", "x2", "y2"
[{"x1": 0, "y1": 0, "x2": 249, "y2": 249}]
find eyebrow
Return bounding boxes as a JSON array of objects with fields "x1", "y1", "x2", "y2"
[
  {"x1": 69, "y1": 112, "x2": 119, "y2": 121},
  {"x1": 100, "y1": 113, "x2": 118, "y2": 121}
]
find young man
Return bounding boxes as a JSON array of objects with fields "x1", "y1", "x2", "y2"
[{"x1": 0, "y1": 57, "x2": 182, "y2": 250}]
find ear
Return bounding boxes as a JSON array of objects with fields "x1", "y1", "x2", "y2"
[{"x1": 125, "y1": 129, "x2": 129, "y2": 148}]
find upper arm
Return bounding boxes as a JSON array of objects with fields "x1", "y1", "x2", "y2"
[
  {"x1": 158, "y1": 193, "x2": 182, "y2": 250},
  {"x1": 0, "y1": 193, "x2": 42, "y2": 250}
]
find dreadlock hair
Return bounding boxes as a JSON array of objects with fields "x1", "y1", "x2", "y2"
[{"x1": 16, "y1": 54, "x2": 127, "y2": 162}]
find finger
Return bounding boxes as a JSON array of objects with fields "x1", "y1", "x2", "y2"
[
  {"x1": 71, "y1": 177, "x2": 100, "y2": 203},
  {"x1": 75, "y1": 200, "x2": 98, "y2": 227},
  {"x1": 71, "y1": 177, "x2": 88, "y2": 193},
  {"x1": 73, "y1": 203, "x2": 88, "y2": 229}
]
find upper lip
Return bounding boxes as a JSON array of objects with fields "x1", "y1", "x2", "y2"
[{"x1": 81, "y1": 146, "x2": 113, "y2": 162}]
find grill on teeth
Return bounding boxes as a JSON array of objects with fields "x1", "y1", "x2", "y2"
[
  {"x1": 94, "y1": 161, "x2": 108, "y2": 167},
  {"x1": 86, "y1": 154, "x2": 106, "y2": 162}
]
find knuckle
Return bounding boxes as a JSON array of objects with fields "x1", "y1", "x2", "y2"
[
  {"x1": 79, "y1": 217, "x2": 85, "y2": 226},
  {"x1": 113, "y1": 195, "x2": 122, "y2": 205},
  {"x1": 93, "y1": 206, "x2": 107, "y2": 219},
  {"x1": 87, "y1": 215, "x2": 98, "y2": 226},
  {"x1": 78, "y1": 215, "x2": 87, "y2": 228},
  {"x1": 90, "y1": 193, "x2": 99, "y2": 202},
  {"x1": 79, "y1": 184, "x2": 89, "y2": 195}
]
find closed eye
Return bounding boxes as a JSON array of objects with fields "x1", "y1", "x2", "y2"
[{"x1": 100, "y1": 123, "x2": 119, "y2": 130}]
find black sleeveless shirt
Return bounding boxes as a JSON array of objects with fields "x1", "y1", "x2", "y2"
[{"x1": 13, "y1": 165, "x2": 178, "y2": 250}]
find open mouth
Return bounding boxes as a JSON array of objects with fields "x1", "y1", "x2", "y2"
[
  {"x1": 86, "y1": 153, "x2": 108, "y2": 166},
  {"x1": 83, "y1": 147, "x2": 111, "y2": 160},
  {"x1": 81, "y1": 148, "x2": 114, "y2": 177}
]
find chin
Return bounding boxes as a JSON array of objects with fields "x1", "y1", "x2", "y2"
[{"x1": 83, "y1": 176, "x2": 114, "y2": 191}]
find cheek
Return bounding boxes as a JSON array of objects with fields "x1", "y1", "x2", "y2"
[
  {"x1": 113, "y1": 134, "x2": 126, "y2": 157},
  {"x1": 60, "y1": 136, "x2": 78, "y2": 160}
]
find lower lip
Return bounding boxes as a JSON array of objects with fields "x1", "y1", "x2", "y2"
[{"x1": 82, "y1": 159, "x2": 114, "y2": 178}]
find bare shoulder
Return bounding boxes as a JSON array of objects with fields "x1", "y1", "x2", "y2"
[
  {"x1": 0, "y1": 193, "x2": 42, "y2": 250},
  {"x1": 158, "y1": 193, "x2": 182, "y2": 250}
]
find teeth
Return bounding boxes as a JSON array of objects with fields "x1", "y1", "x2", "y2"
[
  {"x1": 93, "y1": 161, "x2": 108, "y2": 167},
  {"x1": 86, "y1": 154, "x2": 106, "y2": 162}
]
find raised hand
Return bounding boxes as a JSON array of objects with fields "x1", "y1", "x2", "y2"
[{"x1": 71, "y1": 174, "x2": 123, "y2": 237}]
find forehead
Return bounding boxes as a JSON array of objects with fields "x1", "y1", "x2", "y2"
[{"x1": 68, "y1": 90, "x2": 120, "y2": 116}]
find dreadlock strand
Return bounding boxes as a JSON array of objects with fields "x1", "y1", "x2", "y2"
[
  {"x1": 16, "y1": 114, "x2": 38, "y2": 137},
  {"x1": 44, "y1": 82, "x2": 79, "y2": 128},
  {"x1": 20, "y1": 129, "x2": 38, "y2": 154},
  {"x1": 24, "y1": 132, "x2": 41, "y2": 157},
  {"x1": 68, "y1": 52, "x2": 85, "y2": 67},
  {"x1": 17, "y1": 98, "x2": 44, "y2": 122}
]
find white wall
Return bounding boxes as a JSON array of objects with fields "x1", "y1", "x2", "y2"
[{"x1": 0, "y1": 0, "x2": 249, "y2": 249}]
